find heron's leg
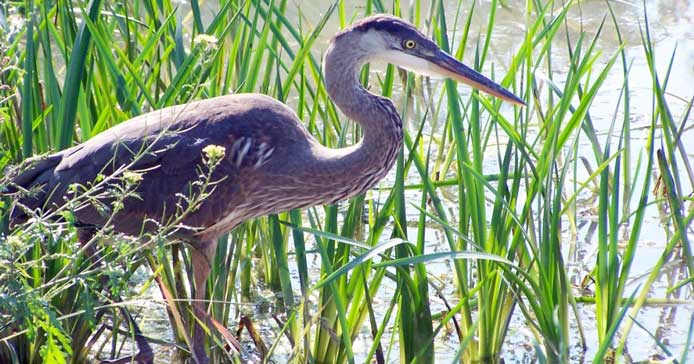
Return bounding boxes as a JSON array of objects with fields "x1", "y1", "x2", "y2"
[
  {"x1": 189, "y1": 240, "x2": 216, "y2": 364},
  {"x1": 77, "y1": 227, "x2": 154, "y2": 364}
]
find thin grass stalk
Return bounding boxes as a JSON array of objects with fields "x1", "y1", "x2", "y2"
[
  {"x1": 57, "y1": 0, "x2": 102, "y2": 150},
  {"x1": 590, "y1": 8, "x2": 647, "y2": 357},
  {"x1": 392, "y1": 75, "x2": 434, "y2": 364},
  {"x1": 20, "y1": 1, "x2": 35, "y2": 159},
  {"x1": 429, "y1": 4, "x2": 476, "y2": 361},
  {"x1": 639, "y1": 11, "x2": 694, "y2": 280}
]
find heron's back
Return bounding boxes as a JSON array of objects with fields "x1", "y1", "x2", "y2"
[{"x1": 7, "y1": 93, "x2": 315, "y2": 239}]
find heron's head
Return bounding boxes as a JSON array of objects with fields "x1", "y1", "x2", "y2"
[{"x1": 334, "y1": 15, "x2": 524, "y2": 106}]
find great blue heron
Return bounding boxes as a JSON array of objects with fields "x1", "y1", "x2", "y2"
[{"x1": 6, "y1": 14, "x2": 523, "y2": 364}]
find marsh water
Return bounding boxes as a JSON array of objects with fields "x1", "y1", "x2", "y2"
[{"x1": 126, "y1": 0, "x2": 694, "y2": 362}]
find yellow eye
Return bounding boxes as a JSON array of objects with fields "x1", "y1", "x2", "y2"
[{"x1": 403, "y1": 39, "x2": 416, "y2": 49}]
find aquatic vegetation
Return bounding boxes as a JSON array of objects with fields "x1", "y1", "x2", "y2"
[{"x1": 1, "y1": 0, "x2": 692, "y2": 363}]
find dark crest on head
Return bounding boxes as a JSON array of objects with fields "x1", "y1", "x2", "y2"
[{"x1": 334, "y1": 14, "x2": 424, "y2": 42}]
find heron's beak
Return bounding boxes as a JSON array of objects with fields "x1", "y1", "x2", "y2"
[{"x1": 427, "y1": 50, "x2": 525, "y2": 106}]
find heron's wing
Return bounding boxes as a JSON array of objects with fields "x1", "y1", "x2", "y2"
[
  {"x1": 88, "y1": 134, "x2": 225, "y2": 237},
  {"x1": 3, "y1": 145, "x2": 86, "y2": 225},
  {"x1": 8, "y1": 93, "x2": 310, "y2": 236},
  {"x1": 48, "y1": 100, "x2": 255, "y2": 234}
]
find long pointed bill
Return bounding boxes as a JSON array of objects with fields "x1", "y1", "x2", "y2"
[{"x1": 427, "y1": 50, "x2": 525, "y2": 106}]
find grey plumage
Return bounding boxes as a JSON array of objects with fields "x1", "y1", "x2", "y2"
[
  {"x1": 9, "y1": 94, "x2": 315, "y2": 238},
  {"x1": 4, "y1": 14, "x2": 523, "y2": 364}
]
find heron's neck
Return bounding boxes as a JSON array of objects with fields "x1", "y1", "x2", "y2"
[
  {"x1": 323, "y1": 42, "x2": 402, "y2": 140},
  {"x1": 304, "y1": 38, "x2": 402, "y2": 202}
]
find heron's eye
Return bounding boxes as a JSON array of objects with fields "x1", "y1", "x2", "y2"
[{"x1": 403, "y1": 39, "x2": 416, "y2": 49}]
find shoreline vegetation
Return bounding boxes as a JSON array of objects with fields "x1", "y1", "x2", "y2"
[{"x1": 1, "y1": 0, "x2": 693, "y2": 363}]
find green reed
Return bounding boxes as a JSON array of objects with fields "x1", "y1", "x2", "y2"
[{"x1": 2, "y1": 0, "x2": 693, "y2": 363}]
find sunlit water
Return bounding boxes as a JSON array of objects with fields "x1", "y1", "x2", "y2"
[{"x1": 123, "y1": 0, "x2": 694, "y2": 363}]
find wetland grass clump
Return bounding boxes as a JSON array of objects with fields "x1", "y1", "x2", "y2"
[{"x1": 1, "y1": 0, "x2": 693, "y2": 363}]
